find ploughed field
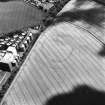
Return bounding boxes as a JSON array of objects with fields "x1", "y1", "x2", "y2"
[
  {"x1": 0, "y1": 0, "x2": 46, "y2": 100},
  {"x1": 0, "y1": 0, "x2": 45, "y2": 34}
]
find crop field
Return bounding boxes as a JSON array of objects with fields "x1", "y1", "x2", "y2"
[{"x1": 0, "y1": 0, "x2": 45, "y2": 34}]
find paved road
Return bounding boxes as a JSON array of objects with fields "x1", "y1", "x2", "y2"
[{"x1": 0, "y1": 1, "x2": 45, "y2": 34}]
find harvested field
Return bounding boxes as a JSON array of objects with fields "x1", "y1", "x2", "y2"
[{"x1": 0, "y1": 1, "x2": 45, "y2": 34}]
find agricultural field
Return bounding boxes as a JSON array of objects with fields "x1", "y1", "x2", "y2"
[{"x1": 0, "y1": 0, "x2": 45, "y2": 34}]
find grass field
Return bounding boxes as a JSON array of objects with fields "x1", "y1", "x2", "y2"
[{"x1": 0, "y1": 1, "x2": 45, "y2": 34}]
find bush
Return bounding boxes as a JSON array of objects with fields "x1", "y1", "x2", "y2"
[
  {"x1": 38, "y1": 5, "x2": 43, "y2": 10},
  {"x1": 43, "y1": 16, "x2": 54, "y2": 26}
]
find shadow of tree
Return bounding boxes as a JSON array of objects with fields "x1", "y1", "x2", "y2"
[
  {"x1": 75, "y1": 0, "x2": 105, "y2": 6},
  {"x1": 54, "y1": 7, "x2": 105, "y2": 27},
  {"x1": 98, "y1": 44, "x2": 105, "y2": 57},
  {"x1": 44, "y1": 85, "x2": 105, "y2": 105}
]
